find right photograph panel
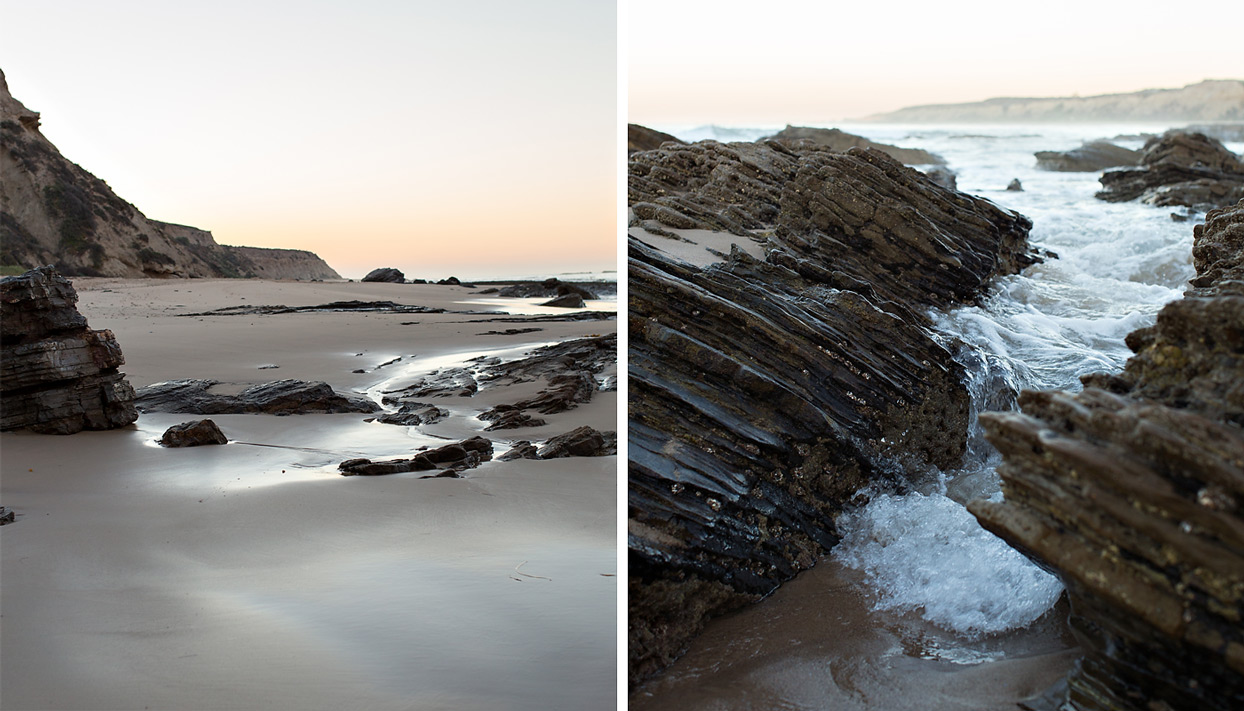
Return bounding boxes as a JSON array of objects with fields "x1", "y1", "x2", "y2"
[{"x1": 626, "y1": 2, "x2": 1244, "y2": 709}]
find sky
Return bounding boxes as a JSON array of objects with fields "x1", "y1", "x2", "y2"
[
  {"x1": 629, "y1": 0, "x2": 1244, "y2": 127},
  {"x1": 1, "y1": 0, "x2": 617, "y2": 280}
]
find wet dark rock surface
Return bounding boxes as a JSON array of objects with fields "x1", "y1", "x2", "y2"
[
  {"x1": 135, "y1": 379, "x2": 379, "y2": 415},
  {"x1": 338, "y1": 436, "x2": 493, "y2": 476},
  {"x1": 494, "y1": 277, "x2": 602, "y2": 300},
  {"x1": 372, "y1": 402, "x2": 448, "y2": 426},
  {"x1": 765, "y1": 125, "x2": 946, "y2": 165},
  {"x1": 178, "y1": 301, "x2": 449, "y2": 317},
  {"x1": 628, "y1": 142, "x2": 1039, "y2": 686},
  {"x1": 361, "y1": 267, "x2": 405, "y2": 283},
  {"x1": 159, "y1": 419, "x2": 227, "y2": 447},
  {"x1": 971, "y1": 199, "x2": 1244, "y2": 710},
  {"x1": 1097, "y1": 131, "x2": 1244, "y2": 210},
  {"x1": 1, "y1": 266, "x2": 138, "y2": 434},
  {"x1": 1035, "y1": 140, "x2": 1141, "y2": 172}
]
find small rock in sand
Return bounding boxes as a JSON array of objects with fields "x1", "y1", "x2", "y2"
[{"x1": 159, "y1": 419, "x2": 228, "y2": 447}]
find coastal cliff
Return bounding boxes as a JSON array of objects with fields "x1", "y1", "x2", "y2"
[
  {"x1": 972, "y1": 199, "x2": 1244, "y2": 710},
  {"x1": 861, "y1": 79, "x2": 1244, "y2": 123},
  {"x1": 0, "y1": 69, "x2": 339, "y2": 279},
  {"x1": 628, "y1": 137, "x2": 1038, "y2": 685}
]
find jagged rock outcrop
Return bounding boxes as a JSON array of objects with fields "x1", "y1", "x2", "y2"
[
  {"x1": 766, "y1": 125, "x2": 946, "y2": 165},
  {"x1": 1097, "y1": 131, "x2": 1244, "y2": 210},
  {"x1": 971, "y1": 199, "x2": 1244, "y2": 711},
  {"x1": 361, "y1": 267, "x2": 405, "y2": 283},
  {"x1": 629, "y1": 124, "x2": 685, "y2": 154},
  {"x1": 338, "y1": 436, "x2": 493, "y2": 476},
  {"x1": 628, "y1": 141, "x2": 1038, "y2": 685},
  {"x1": 1035, "y1": 140, "x2": 1141, "y2": 172},
  {"x1": 134, "y1": 378, "x2": 378, "y2": 415},
  {"x1": 0, "y1": 69, "x2": 339, "y2": 279},
  {"x1": 1, "y1": 266, "x2": 138, "y2": 434},
  {"x1": 863, "y1": 80, "x2": 1244, "y2": 123},
  {"x1": 159, "y1": 419, "x2": 228, "y2": 447},
  {"x1": 495, "y1": 277, "x2": 600, "y2": 300}
]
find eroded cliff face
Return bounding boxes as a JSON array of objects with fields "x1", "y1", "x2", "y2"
[
  {"x1": 972, "y1": 199, "x2": 1244, "y2": 710},
  {"x1": 0, "y1": 69, "x2": 339, "y2": 280},
  {"x1": 1, "y1": 266, "x2": 138, "y2": 434},
  {"x1": 628, "y1": 140, "x2": 1038, "y2": 686}
]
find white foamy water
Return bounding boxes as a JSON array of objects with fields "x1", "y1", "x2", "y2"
[{"x1": 663, "y1": 122, "x2": 1230, "y2": 640}]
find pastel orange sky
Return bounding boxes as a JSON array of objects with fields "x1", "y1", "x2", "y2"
[
  {"x1": 629, "y1": 0, "x2": 1244, "y2": 126},
  {"x1": 1, "y1": 0, "x2": 616, "y2": 280}
]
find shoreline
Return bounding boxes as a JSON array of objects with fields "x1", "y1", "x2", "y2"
[{"x1": 0, "y1": 277, "x2": 618, "y2": 710}]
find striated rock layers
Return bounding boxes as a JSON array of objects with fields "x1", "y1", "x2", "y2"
[
  {"x1": 628, "y1": 140, "x2": 1038, "y2": 685},
  {"x1": 1035, "y1": 140, "x2": 1141, "y2": 172},
  {"x1": 0, "y1": 68, "x2": 339, "y2": 279},
  {"x1": 1096, "y1": 131, "x2": 1244, "y2": 210},
  {"x1": 971, "y1": 199, "x2": 1244, "y2": 711},
  {"x1": 1, "y1": 266, "x2": 138, "y2": 434},
  {"x1": 765, "y1": 125, "x2": 946, "y2": 165}
]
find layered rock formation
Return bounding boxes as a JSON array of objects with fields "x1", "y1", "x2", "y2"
[
  {"x1": 0, "y1": 69, "x2": 339, "y2": 279},
  {"x1": 1096, "y1": 131, "x2": 1244, "y2": 210},
  {"x1": 862, "y1": 80, "x2": 1244, "y2": 123},
  {"x1": 1035, "y1": 140, "x2": 1141, "y2": 172},
  {"x1": 971, "y1": 199, "x2": 1244, "y2": 710},
  {"x1": 1, "y1": 266, "x2": 138, "y2": 434},
  {"x1": 765, "y1": 125, "x2": 946, "y2": 165},
  {"x1": 628, "y1": 140, "x2": 1038, "y2": 685}
]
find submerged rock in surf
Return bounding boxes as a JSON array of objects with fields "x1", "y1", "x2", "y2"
[
  {"x1": 1096, "y1": 130, "x2": 1244, "y2": 210},
  {"x1": 1035, "y1": 140, "x2": 1141, "y2": 172},
  {"x1": 0, "y1": 266, "x2": 138, "y2": 434},
  {"x1": 973, "y1": 198, "x2": 1244, "y2": 710},
  {"x1": 628, "y1": 141, "x2": 1039, "y2": 687}
]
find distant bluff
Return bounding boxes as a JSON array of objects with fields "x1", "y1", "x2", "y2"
[
  {"x1": 0, "y1": 69, "x2": 340, "y2": 279},
  {"x1": 862, "y1": 80, "x2": 1244, "y2": 123}
]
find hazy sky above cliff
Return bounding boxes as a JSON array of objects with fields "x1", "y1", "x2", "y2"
[
  {"x1": 0, "y1": 0, "x2": 616, "y2": 280},
  {"x1": 629, "y1": 0, "x2": 1244, "y2": 126}
]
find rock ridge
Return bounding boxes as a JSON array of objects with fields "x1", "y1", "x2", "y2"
[{"x1": 628, "y1": 139, "x2": 1039, "y2": 686}]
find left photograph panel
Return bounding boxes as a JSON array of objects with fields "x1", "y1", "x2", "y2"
[{"x1": 0, "y1": 2, "x2": 618, "y2": 709}]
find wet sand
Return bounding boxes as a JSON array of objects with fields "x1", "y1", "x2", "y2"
[
  {"x1": 632, "y1": 559, "x2": 1079, "y2": 711},
  {"x1": 1, "y1": 278, "x2": 617, "y2": 710}
]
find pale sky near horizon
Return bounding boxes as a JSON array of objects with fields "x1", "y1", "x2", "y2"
[
  {"x1": 629, "y1": 0, "x2": 1244, "y2": 127},
  {"x1": 1, "y1": 0, "x2": 616, "y2": 280}
]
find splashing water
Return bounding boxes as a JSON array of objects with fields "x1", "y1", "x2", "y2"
[{"x1": 819, "y1": 123, "x2": 1207, "y2": 638}]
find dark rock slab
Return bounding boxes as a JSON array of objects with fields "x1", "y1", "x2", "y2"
[
  {"x1": 629, "y1": 124, "x2": 685, "y2": 154},
  {"x1": 498, "y1": 440, "x2": 539, "y2": 461},
  {"x1": 361, "y1": 268, "x2": 405, "y2": 283},
  {"x1": 540, "y1": 293, "x2": 585, "y2": 308},
  {"x1": 135, "y1": 379, "x2": 379, "y2": 415},
  {"x1": 1097, "y1": 131, "x2": 1244, "y2": 210},
  {"x1": 159, "y1": 419, "x2": 227, "y2": 447},
  {"x1": 0, "y1": 506, "x2": 14, "y2": 525},
  {"x1": 628, "y1": 142, "x2": 1039, "y2": 686},
  {"x1": 479, "y1": 406, "x2": 547, "y2": 431},
  {"x1": 537, "y1": 426, "x2": 616, "y2": 458},
  {"x1": 765, "y1": 125, "x2": 946, "y2": 165},
  {"x1": 374, "y1": 402, "x2": 448, "y2": 426},
  {"x1": 1035, "y1": 140, "x2": 1141, "y2": 171},
  {"x1": 971, "y1": 199, "x2": 1244, "y2": 710},
  {"x1": 338, "y1": 436, "x2": 493, "y2": 476},
  {"x1": 1, "y1": 266, "x2": 138, "y2": 434},
  {"x1": 1007, "y1": 178, "x2": 1023, "y2": 191}
]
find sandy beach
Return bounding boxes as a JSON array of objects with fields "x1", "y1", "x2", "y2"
[{"x1": 1, "y1": 277, "x2": 617, "y2": 710}]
